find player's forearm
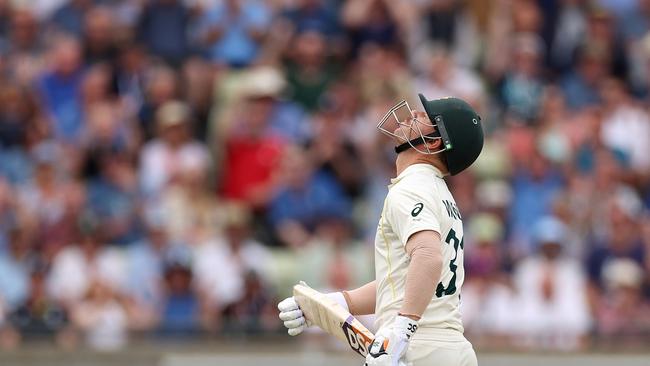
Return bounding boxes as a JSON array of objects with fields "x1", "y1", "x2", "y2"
[
  {"x1": 342, "y1": 280, "x2": 376, "y2": 315},
  {"x1": 400, "y1": 231, "x2": 443, "y2": 319}
]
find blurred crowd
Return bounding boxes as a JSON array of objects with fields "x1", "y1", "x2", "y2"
[{"x1": 0, "y1": 0, "x2": 649, "y2": 352}]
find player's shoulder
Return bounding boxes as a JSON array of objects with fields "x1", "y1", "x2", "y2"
[{"x1": 387, "y1": 178, "x2": 440, "y2": 210}]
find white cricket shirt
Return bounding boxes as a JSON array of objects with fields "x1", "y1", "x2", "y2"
[{"x1": 374, "y1": 164, "x2": 465, "y2": 333}]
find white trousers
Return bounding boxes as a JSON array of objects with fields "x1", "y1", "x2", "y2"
[{"x1": 406, "y1": 330, "x2": 478, "y2": 366}]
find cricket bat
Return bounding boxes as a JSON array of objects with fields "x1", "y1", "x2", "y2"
[{"x1": 293, "y1": 283, "x2": 374, "y2": 358}]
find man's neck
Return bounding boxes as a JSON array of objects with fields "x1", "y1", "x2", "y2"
[{"x1": 395, "y1": 150, "x2": 448, "y2": 177}]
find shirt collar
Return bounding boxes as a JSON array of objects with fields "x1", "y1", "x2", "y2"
[{"x1": 389, "y1": 163, "x2": 444, "y2": 186}]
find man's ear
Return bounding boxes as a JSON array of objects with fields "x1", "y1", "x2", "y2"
[{"x1": 425, "y1": 138, "x2": 443, "y2": 152}]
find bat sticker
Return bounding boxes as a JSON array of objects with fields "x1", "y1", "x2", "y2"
[{"x1": 341, "y1": 315, "x2": 373, "y2": 357}]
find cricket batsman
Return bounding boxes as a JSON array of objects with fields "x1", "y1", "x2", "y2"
[{"x1": 278, "y1": 94, "x2": 484, "y2": 366}]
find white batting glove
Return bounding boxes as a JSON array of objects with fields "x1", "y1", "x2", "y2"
[
  {"x1": 278, "y1": 290, "x2": 349, "y2": 336},
  {"x1": 364, "y1": 315, "x2": 418, "y2": 366},
  {"x1": 278, "y1": 296, "x2": 308, "y2": 336}
]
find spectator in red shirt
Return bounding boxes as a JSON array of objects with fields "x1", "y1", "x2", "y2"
[{"x1": 218, "y1": 74, "x2": 287, "y2": 209}]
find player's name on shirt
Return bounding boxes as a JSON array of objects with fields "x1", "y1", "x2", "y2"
[{"x1": 442, "y1": 200, "x2": 462, "y2": 220}]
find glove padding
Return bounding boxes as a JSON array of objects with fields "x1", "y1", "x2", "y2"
[
  {"x1": 364, "y1": 315, "x2": 418, "y2": 366},
  {"x1": 278, "y1": 296, "x2": 308, "y2": 336}
]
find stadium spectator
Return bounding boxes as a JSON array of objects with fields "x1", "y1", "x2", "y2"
[
  {"x1": 560, "y1": 44, "x2": 607, "y2": 110},
  {"x1": 86, "y1": 151, "x2": 139, "y2": 245},
  {"x1": 71, "y1": 279, "x2": 130, "y2": 351},
  {"x1": 46, "y1": 226, "x2": 127, "y2": 306},
  {"x1": 586, "y1": 190, "x2": 646, "y2": 289},
  {"x1": 199, "y1": 0, "x2": 271, "y2": 68},
  {"x1": 285, "y1": 30, "x2": 338, "y2": 111},
  {"x1": 158, "y1": 146, "x2": 219, "y2": 244},
  {"x1": 218, "y1": 82, "x2": 287, "y2": 208},
  {"x1": 137, "y1": 0, "x2": 192, "y2": 67},
  {"x1": 599, "y1": 78, "x2": 650, "y2": 173},
  {"x1": 512, "y1": 217, "x2": 591, "y2": 350},
  {"x1": 137, "y1": 67, "x2": 179, "y2": 141},
  {"x1": 281, "y1": 0, "x2": 340, "y2": 38},
  {"x1": 158, "y1": 252, "x2": 209, "y2": 336},
  {"x1": 139, "y1": 100, "x2": 210, "y2": 200},
  {"x1": 509, "y1": 149, "x2": 564, "y2": 256},
  {"x1": 50, "y1": 0, "x2": 93, "y2": 37},
  {"x1": 595, "y1": 259, "x2": 650, "y2": 346},
  {"x1": 36, "y1": 35, "x2": 85, "y2": 143},
  {"x1": 5, "y1": 267, "x2": 69, "y2": 346},
  {"x1": 414, "y1": 45, "x2": 485, "y2": 111},
  {"x1": 0, "y1": 228, "x2": 31, "y2": 314},
  {"x1": 82, "y1": 6, "x2": 119, "y2": 65},
  {"x1": 462, "y1": 213, "x2": 517, "y2": 346},
  {"x1": 269, "y1": 146, "x2": 352, "y2": 248},
  {"x1": 497, "y1": 33, "x2": 546, "y2": 121}
]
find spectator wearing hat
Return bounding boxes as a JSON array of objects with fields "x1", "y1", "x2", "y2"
[
  {"x1": 158, "y1": 145, "x2": 220, "y2": 245},
  {"x1": 218, "y1": 69, "x2": 295, "y2": 208},
  {"x1": 595, "y1": 259, "x2": 650, "y2": 345},
  {"x1": 139, "y1": 100, "x2": 211, "y2": 200},
  {"x1": 219, "y1": 66, "x2": 308, "y2": 144}
]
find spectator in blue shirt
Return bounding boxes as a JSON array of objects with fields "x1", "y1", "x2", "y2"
[
  {"x1": 50, "y1": 0, "x2": 95, "y2": 37},
  {"x1": 282, "y1": 0, "x2": 340, "y2": 37},
  {"x1": 587, "y1": 192, "x2": 646, "y2": 289},
  {"x1": 158, "y1": 257, "x2": 202, "y2": 336},
  {"x1": 269, "y1": 146, "x2": 352, "y2": 247},
  {"x1": 86, "y1": 151, "x2": 139, "y2": 245},
  {"x1": 509, "y1": 151, "x2": 564, "y2": 256},
  {"x1": 0, "y1": 228, "x2": 32, "y2": 312},
  {"x1": 137, "y1": 0, "x2": 192, "y2": 67},
  {"x1": 36, "y1": 35, "x2": 85, "y2": 143},
  {"x1": 560, "y1": 45, "x2": 608, "y2": 111},
  {"x1": 199, "y1": 0, "x2": 270, "y2": 68}
]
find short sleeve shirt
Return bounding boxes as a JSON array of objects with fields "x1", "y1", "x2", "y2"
[{"x1": 374, "y1": 164, "x2": 466, "y2": 332}]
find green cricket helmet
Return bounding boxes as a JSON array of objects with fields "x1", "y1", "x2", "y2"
[{"x1": 377, "y1": 94, "x2": 484, "y2": 176}]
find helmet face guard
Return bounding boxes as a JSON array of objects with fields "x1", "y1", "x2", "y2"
[
  {"x1": 377, "y1": 94, "x2": 484, "y2": 176},
  {"x1": 377, "y1": 100, "x2": 453, "y2": 155}
]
